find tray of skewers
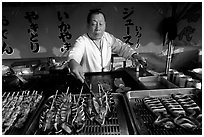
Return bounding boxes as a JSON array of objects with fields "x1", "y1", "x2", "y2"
[
  {"x1": 27, "y1": 83, "x2": 137, "y2": 135},
  {"x1": 126, "y1": 88, "x2": 202, "y2": 135},
  {"x1": 2, "y1": 90, "x2": 44, "y2": 135}
]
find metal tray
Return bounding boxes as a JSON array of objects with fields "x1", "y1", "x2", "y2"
[
  {"x1": 26, "y1": 93, "x2": 137, "y2": 135},
  {"x1": 126, "y1": 88, "x2": 202, "y2": 135},
  {"x1": 138, "y1": 76, "x2": 178, "y2": 90},
  {"x1": 2, "y1": 91, "x2": 45, "y2": 135},
  {"x1": 84, "y1": 70, "x2": 146, "y2": 93}
]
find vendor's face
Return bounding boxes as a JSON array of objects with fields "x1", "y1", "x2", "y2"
[{"x1": 88, "y1": 13, "x2": 106, "y2": 40}]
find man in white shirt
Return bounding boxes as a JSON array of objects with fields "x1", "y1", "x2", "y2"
[{"x1": 68, "y1": 9, "x2": 146, "y2": 83}]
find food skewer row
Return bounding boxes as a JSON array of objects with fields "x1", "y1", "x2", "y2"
[
  {"x1": 2, "y1": 92, "x2": 11, "y2": 107},
  {"x1": 42, "y1": 90, "x2": 59, "y2": 132},
  {"x1": 2, "y1": 92, "x2": 20, "y2": 124},
  {"x1": 160, "y1": 97, "x2": 186, "y2": 117},
  {"x1": 2, "y1": 90, "x2": 43, "y2": 134},
  {"x1": 143, "y1": 97, "x2": 175, "y2": 128},
  {"x1": 14, "y1": 90, "x2": 36, "y2": 128},
  {"x1": 172, "y1": 94, "x2": 201, "y2": 117},
  {"x1": 2, "y1": 91, "x2": 25, "y2": 121},
  {"x1": 3, "y1": 91, "x2": 29, "y2": 134},
  {"x1": 59, "y1": 92, "x2": 73, "y2": 134},
  {"x1": 39, "y1": 86, "x2": 86, "y2": 134},
  {"x1": 160, "y1": 96, "x2": 200, "y2": 130},
  {"x1": 3, "y1": 92, "x2": 15, "y2": 108},
  {"x1": 89, "y1": 82, "x2": 115, "y2": 125},
  {"x1": 143, "y1": 97, "x2": 167, "y2": 115},
  {"x1": 171, "y1": 93, "x2": 202, "y2": 129}
]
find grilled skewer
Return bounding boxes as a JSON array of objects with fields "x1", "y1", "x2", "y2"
[{"x1": 143, "y1": 97, "x2": 175, "y2": 128}]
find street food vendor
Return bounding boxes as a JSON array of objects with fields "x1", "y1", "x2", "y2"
[{"x1": 68, "y1": 9, "x2": 146, "y2": 83}]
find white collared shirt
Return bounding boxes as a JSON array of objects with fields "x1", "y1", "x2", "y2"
[{"x1": 68, "y1": 32, "x2": 136, "y2": 72}]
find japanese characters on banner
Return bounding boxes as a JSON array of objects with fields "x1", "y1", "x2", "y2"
[
  {"x1": 57, "y1": 11, "x2": 72, "y2": 56},
  {"x1": 2, "y1": 16, "x2": 14, "y2": 55},
  {"x1": 178, "y1": 8, "x2": 200, "y2": 42},
  {"x1": 122, "y1": 7, "x2": 142, "y2": 49},
  {"x1": 2, "y1": 10, "x2": 73, "y2": 56},
  {"x1": 2, "y1": 3, "x2": 201, "y2": 58},
  {"x1": 25, "y1": 11, "x2": 40, "y2": 53}
]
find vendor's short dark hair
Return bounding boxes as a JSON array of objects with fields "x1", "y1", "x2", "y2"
[{"x1": 87, "y1": 9, "x2": 106, "y2": 24}]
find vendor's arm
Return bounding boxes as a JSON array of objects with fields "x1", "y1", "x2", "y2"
[
  {"x1": 110, "y1": 34, "x2": 146, "y2": 66},
  {"x1": 68, "y1": 38, "x2": 85, "y2": 83},
  {"x1": 68, "y1": 59, "x2": 85, "y2": 83}
]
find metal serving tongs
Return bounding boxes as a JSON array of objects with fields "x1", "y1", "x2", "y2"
[{"x1": 83, "y1": 79, "x2": 95, "y2": 98}]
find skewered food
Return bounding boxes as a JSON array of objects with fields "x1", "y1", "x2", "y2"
[
  {"x1": 174, "y1": 115, "x2": 199, "y2": 130},
  {"x1": 160, "y1": 97, "x2": 186, "y2": 117},
  {"x1": 143, "y1": 97, "x2": 175, "y2": 128},
  {"x1": 161, "y1": 96, "x2": 201, "y2": 130},
  {"x1": 172, "y1": 93, "x2": 201, "y2": 118},
  {"x1": 172, "y1": 93, "x2": 202, "y2": 129},
  {"x1": 39, "y1": 87, "x2": 86, "y2": 135},
  {"x1": 2, "y1": 90, "x2": 43, "y2": 135},
  {"x1": 84, "y1": 82, "x2": 115, "y2": 125}
]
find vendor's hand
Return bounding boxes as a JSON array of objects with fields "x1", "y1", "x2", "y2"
[
  {"x1": 68, "y1": 59, "x2": 85, "y2": 83},
  {"x1": 132, "y1": 53, "x2": 147, "y2": 67}
]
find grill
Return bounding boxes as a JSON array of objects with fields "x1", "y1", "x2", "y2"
[
  {"x1": 2, "y1": 91, "x2": 44, "y2": 135},
  {"x1": 78, "y1": 112, "x2": 121, "y2": 135},
  {"x1": 26, "y1": 93, "x2": 136, "y2": 135},
  {"x1": 132, "y1": 98, "x2": 202, "y2": 135}
]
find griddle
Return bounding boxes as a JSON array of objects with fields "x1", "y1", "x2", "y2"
[
  {"x1": 126, "y1": 88, "x2": 202, "y2": 135},
  {"x1": 26, "y1": 93, "x2": 137, "y2": 135}
]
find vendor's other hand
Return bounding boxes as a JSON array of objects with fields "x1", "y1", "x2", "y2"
[
  {"x1": 68, "y1": 59, "x2": 85, "y2": 83},
  {"x1": 132, "y1": 53, "x2": 147, "y2": 67}
]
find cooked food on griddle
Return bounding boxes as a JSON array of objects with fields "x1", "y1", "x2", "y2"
[
  {"x1": 160, "y1": 97, "x2": 186, "y2": 117},
  {"x1": 173, "y1": 114, "x2": 199, "y2": 130},
  {"x1": 84, "y1": 82, "x2": 115, "y2": 125},
  {"x1": 172, "y1": 93, "x2": 201, "y2": 118},
  {"x1": 143, "y1": 97, "x2": 175, "y2": 128},
  {"x1": 2, "y1": 90, "x2": 43, "y2": 135},
  {"x1": 39, "y1": 87, "x2": 86, "y2": 135},
  {"x1": 161, "y1": 96, "x2": 200, "y2": 130},
  {"x1": 172, "y1": 93, "x2": 202, "y2": 129}
]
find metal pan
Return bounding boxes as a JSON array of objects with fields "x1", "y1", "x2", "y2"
[
  {"x1": 126, "y1": 88, "x2": 202, "y2": 135},
  {"x1": 138, "y1": 76, "x2": 178, "y2": 90}
]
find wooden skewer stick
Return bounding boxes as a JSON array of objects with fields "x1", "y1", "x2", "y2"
[
  {"x1": 50, "y1": 90, "x2": 58, "y2": 110},
  {"x1": 66, "y1": 86, "x2": 70, "y2": 95},
  {"x1": 3, "y1": 92, "x2": 6, "y2": 97},
  {"x1": 76, "y1": 85, "x2": 84, "y2": 106}
]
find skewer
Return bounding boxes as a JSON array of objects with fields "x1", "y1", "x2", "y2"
[
  {"x1": 73, "y1": 95, "x2": 76, "y2": 104},
  {"x1": 66, "y1": 86, "x2": 70, "y2": 95},
  {"x1": 3, "y1": 92, "x2": 6, "y2": 98},
  {"x1": 98, "y1": 83, "x2": 101, "y2": 97},
  {"x1": 5, "y1": 92, "x2": 10, "y2": 99},
  {"x1": 83, "y1": 79, "x2": 94, "y2": 97},
  {"x1": 89, "y1": 84, "x2": 95, "y2": 97},
  {"x1": 98, "y1": 83, "x2": 103, "y2": 105},
  {"x1": 16, "y1": 91, "x2": 20, "y2": 97},
  {"x1": 69, "y1": 92, "x2": 72, "y2": 103},
  {"x1": 11, "y1": 92, "x2": 15, "y2": 97},
  {"x1": 32, "y1": 90, "x2": 35, "y2": 95},
  {"x1": 76, "y1": 85, "x2": 83, "y2": 106},
  {"x1": 26, "y1": 90, "x2": 30, "y2": 96},
  {"x1": 50, "y1": 90, "x2": 58, "y2": 110}
]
